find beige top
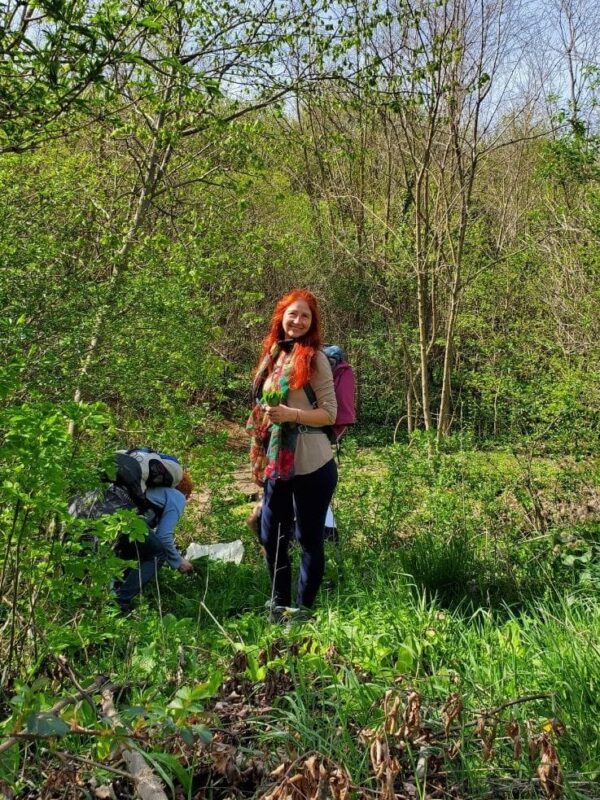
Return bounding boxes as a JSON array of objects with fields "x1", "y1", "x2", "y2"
[{"x1": 264, "y1": 350, "x2": 337, "y2": 476}]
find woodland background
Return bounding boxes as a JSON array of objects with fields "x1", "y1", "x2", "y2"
[{"x1": 1, "y1": 0, "x2": 600, "y2": 798}]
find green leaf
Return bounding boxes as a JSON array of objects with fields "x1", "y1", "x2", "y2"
[
  {"x1": 179, "y1": 726, "x2": 195, "y2": 746},
  {"x1": 0, "y1": 742, "x2": 20, "y2": 783},
  {"x1": 139, "y1": 16, "x2": 163, "y2": 31},
  {"x1": 394, "y1": 644, "x2": 415, "y2": 673},
  {"x1": 95, "y1": 735, "x2": 113, "y2": 761},
  {"x1": 140, "y1": 748, "x2": 192, "y2": 792},
  {"x1": 121, "y1": 706, "x2": 148, "y2": 723},
  {"x1": 191, "y1": 723, "x2": 213, "y2": 744},
  {"x1": 203, "y1": 79, "x2": 222, "y2": 98},
  {"x1": 25, "y1": 712, "x2": 69, "y2": 737}
]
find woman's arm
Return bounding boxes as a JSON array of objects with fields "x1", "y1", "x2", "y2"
[
  {"x1": 146, "y1": 488, "x2": 193, "y2": 573},
  {"x1": 266, "y1": 404, "x2": 330, "y2": 426},
  {"x1": 266, "y1": 351, "x2": 337, "y2": 427}
]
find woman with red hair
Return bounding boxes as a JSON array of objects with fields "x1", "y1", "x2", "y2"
[{"x1": 247, "y1": 290, "x2": 338, "y2": 619}]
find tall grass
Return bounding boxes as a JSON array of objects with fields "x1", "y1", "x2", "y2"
[
  {"x1": 3, "y1": 435, "x2": 599, "y2": 798},
  {"x1": 225, "y1": 564, "x2": 600, "y2": 797}
]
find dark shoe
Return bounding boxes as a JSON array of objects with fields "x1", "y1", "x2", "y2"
[
  {"x1": 267, "y1": 604, "x2": 295, "y2": 624},
  {"x1": 269, "y1": 605, "x2": 313, "y2": 626}
]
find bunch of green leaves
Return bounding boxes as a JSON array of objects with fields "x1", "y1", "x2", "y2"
[
  {"x1": 262, "y1": 389, "x2": 284, "y2": 406},
  {"x1": 0, "y1": 389, "x2": 130, "y2": 685}
]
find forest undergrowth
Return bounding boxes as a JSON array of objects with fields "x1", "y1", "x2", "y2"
[
  {"x1": 1, "y1": 413, "x2": 599, "y2": 800},
  {"x1": 3, "y1": 0, "x2": 600, "y2": 796}
]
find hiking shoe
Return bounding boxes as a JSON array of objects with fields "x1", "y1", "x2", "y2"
[
  {"x1": 117, "y1": 601, "x2": 133, "y2": 616},
  {"x1": 269, "y1": 605, "x2": 313, "y2": 626},
  {"x1": 267, "y1": 604, "x2": 296, "y2": 624},
  {"x1": 264, "y1": 599, "x2": 289, "y2": 611},
  {"x1": 265, "y1": 599, "x2": 289, "y2": 621}
]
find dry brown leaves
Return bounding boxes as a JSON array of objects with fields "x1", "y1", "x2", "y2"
[
  {"x1": 357, "y1": 690, "x2": 460, "y2": 800},
  {"x1": 505, "y1": 719, "x2": 522, "y2": 760},
  {"x1": 0, "y1": 780, "x2": 14, "y2": 800},
  {"x1": 524, "y1": 721, "x2": 566, "y2": 799},
  {"x1": 441, "y1": 693, "x2": 463, "y2": 738},
  {"x1": 230, "y1": 650, "x2": 249, "y2": 675},
  {"x1": 402, "y1": 691, "x2": 422, "y2": 740},
  {"x1": 474, "y1": 715, "x2": 497, "y2": 761},
  {"x1": 205, "y1": 735, "x2": 265, "y2": 792},
  {"x1": 210, "y1": 665, "x2": 294, "y2": 739},
  {"x1": 363, "y1": 689, "x2": 425, "y2": 744},
  {"x1": 205, "y1": 647, "x2": 570, "y2": 800},
  {"x1": 40, "y1": 765, "x2": 81, "y2": 800},
  {"x1": 537, "y1": 734, "x2": 563, "y2": 800},
  {"x1": 210, "y1": 741, "x2": 241, "y2": 785},
  {"x1": 369, "y1": 733, "x2": 402, "y2": 800},
  {"x1": 472, "y1": 713, "x2": 566, "y2": 798},
  {"x1": 261, "y1": 755, "x2": 350, "y2": 800},
  {"x1": 383, "y1": 690, "x2": 402, "y2": 736},
  {"x1": 263, "y1": 669, "x2": 294, "y2": 704},
  {"x1": 371, "y1": 689, "x2": 426, "y2": 740},
  {"x1": 258, "y1": 638, "x2": 287, "y2": 666},
  {"x1": 325, "y1": 643, "x2": 344, "y2": 668},
  {"x1": 189, "y1": 661, "x2": 297, "y2": 795}
]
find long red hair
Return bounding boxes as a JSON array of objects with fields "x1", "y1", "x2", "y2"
[{"x1": 259, "y1": 289, "x2": 323, "y2": 390}]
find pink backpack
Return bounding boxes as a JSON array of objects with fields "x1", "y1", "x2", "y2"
[{"x1": 305, "y1": 345, "x2": 356, "y2": 443}]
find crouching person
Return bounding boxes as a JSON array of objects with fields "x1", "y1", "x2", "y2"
[{"x1": 114, "y1": 471, "x2": 194, "y2": 613}]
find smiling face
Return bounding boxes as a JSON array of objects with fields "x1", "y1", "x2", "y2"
[{"x1": 282, "y1": 299, "x2": 313, "y2": 339}]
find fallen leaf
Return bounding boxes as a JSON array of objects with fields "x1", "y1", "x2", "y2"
[
  {"x1": 506, "y1": 719, "x2": 522, "y2": 760},
  {"x1": 402, "y1": 691, "x2": 422, "y2": 739},
  {"x1": 441, "y1": 693, "x2": 463, "y2": 737},
  {"x1": 537, "y1": 734, "x2": 562, "y2": 799}
]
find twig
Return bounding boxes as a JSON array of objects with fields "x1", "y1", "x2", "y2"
[
  {"x1": 0, "y1": 675, "x2": 110, "y2": 755},
  {"x1": 199, "y1": 601, "x2": 239, "y2": 648},
  {"x1": 54, "y1": 749, "x2": 131, "y2": 778},
  {"x1": 176, "y1": 644, "x2": 186, "y2": 686},
  {"x1": 53, "y1": 655, "x2": 98, "y2": 717},
  {"x1": 6, "y1": 726, "x2": 147, "y2": 743},
  {"x1": 101, "y1": 687, "x2": 169, "y2": 800},
  {"x1": 472, "y1": 693, "x2": 553, "y2": 722},
  {"x1": 446, "y1": 693, "x2": 554, "y2": 735}
]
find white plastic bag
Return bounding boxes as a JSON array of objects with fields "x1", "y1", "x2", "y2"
[{"x1": 185, "y1": 539, "x2": 244, "y2": 565}]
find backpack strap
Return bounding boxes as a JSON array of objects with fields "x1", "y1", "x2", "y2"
[
  {"x1": 304, "y1": 384, "x2": 318, "y2": 408},
  {"x1": 303, "y1": 384, "x2": 337, "y2": 448}
]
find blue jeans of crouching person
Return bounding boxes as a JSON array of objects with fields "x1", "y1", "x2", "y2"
[{"x1": 113, "y1": 531, "x2": 167, "y2": 610}]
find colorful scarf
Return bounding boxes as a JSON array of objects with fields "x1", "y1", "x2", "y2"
[{"x1": 247, "y1": 341, "x2": 299, "y2": 485}]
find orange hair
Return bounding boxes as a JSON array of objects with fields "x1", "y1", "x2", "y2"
[
  {"x1": 176, "y1": 471, "x2": 193, "y2": 499},
  {"x1": 259, "y1": 290, "x2": 323, "y2": 389}
]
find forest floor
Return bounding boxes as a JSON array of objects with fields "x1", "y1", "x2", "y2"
[{"x1": 2, "y1": 436, "x2": 600, "y2": 800}]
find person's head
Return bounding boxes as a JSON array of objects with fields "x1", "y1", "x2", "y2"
[
  {"x1": 259, "y1": 290, "x2": 323, "y2": 389},
  {"x1": 267, "y1": 290, "x2": 321, "y2": 343},
  {"x1": 176, "y1": 470, "x2": 193, "y2": 499}
]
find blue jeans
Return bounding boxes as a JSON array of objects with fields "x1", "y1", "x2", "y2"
[
  {"x1": 114, "y1": 531, "x2": 167, "y2": 607},
  {"x1": 261, "y1": 459, "x2": 338, "y2": 608}
]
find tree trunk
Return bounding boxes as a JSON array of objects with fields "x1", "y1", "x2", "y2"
[{"x1": 68, "y1": 82, "x2": 174, "y2": 437}]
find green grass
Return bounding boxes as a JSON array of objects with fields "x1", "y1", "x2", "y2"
[
  {"x1": 2, "y1": 441, "x2": 600, "y2": 798},
  {"x1": 92, "y1": 538, "x2": 599, "y2": 797}
]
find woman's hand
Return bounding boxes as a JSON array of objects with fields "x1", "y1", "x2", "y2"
[{"x1": 265, "y1": 404, "x2": 297, "y2": 424}]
